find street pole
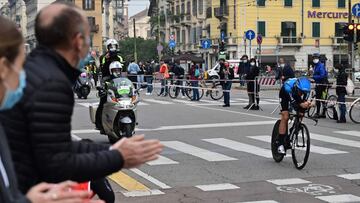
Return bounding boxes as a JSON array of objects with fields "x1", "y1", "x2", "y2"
[
  {"x1": 249, "y1": 40, "x2": 251, "y2": 59},
  {"x1": 348, "y1": 0, "x2": 352, "y2": 66},
  {"x1": 157, "y1": 1, "x2": 161, "y2": 61},
  {"x1": 133, "y1": 18, "x2": 137, "y2": 63}
]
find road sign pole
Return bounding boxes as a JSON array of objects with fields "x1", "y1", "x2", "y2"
[
  {"x1": 353, "y1": 26, "x2": 357, "y2": 82},
  {"x1": 249, "y1": 40, "x2": 252, "y2": 58}
]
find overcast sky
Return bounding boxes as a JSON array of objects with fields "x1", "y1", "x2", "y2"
[{"x1": 128, "y1": 0, "x2": 150, "y2": 18}]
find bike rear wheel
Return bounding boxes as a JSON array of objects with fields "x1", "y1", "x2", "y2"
[
  {"x1": 307, "y1": 96, "x2": 317, "y2": 117},
  {"x1": 271, "y1": 120, "x2": 285, "y2": 163},
  {"x1": 326, "y1": 95, "x2": 338, "y2": 120},
  {"x1": 210, "y1": 84, "x2": 224, "y2": 100},
  {"x1": 168, "y1": 86, "x2": 179, "y2": 99},
  {"x1": 350, "y1": 99, "x2": 360, "y2": 124},
  {"x1": 291, "y1": 123, "x2": 310, "y2": 170}
]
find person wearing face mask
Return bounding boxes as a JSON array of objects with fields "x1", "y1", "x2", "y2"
[
  {"x1": 333, "y1": 64, "x2": 348, "y2": 123},
  {"x1": 237, "y1": 55, "x2": 249, "y2": 86},
  {"x1": 0, "y1": 3, "x2": 163, "y2": 196},
  {"x1": 275, "y1": 58, "x2": 295, "y2": 83},
  {"x1": 245, "y1": 58, "x2": 260, "y2": 110},
  {"x1": 0, "y1": 15, "x2": 104, "y2": 203},
  {"x1": 312, "y1": 53, "x2": 328, "y2": 118}
]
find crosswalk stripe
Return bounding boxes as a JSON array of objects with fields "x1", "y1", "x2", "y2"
[
  {"x1": 143, "y1": 98, "x2": 173, "y2": 104},
  {"x1": 162, "y1": 141, "x2": 237, "y2": 162},
  {"x1": 337, "y1": 173, "x2": 360, "y2": 180},
  {"x1": 138, "y1": 102, "x2": 149, "y2": 106},
  {"x1": 147, "y1": 155, "x2": 179, "y2": 165},
  {"x1": 238, "y1": 201, "x2": 279, "y2": 203},
  {"x1": 267, "y1": 178, "x2": 311, "y2": 186},
  {"x1": 203, "y1": 138, "x2": 273, "y2": 158},
  {"x1": 312, "y1": 133, "x2": 360, "y2": 149},
  {"x1": 234, "y1": 98, "x2": 249, "y2": 102},
  {"x1": 200, "y1": 99, "x2": 220, "y2": 104},
  {"x1": 130, "y1": 169, "x2": 171, "y2": 189},
  {"x1": 195, "y1": 183, "x2": 239, "y2": 191},
  {"x1": 334, "y1": 131, "x2": 360, "y2": 138},
  {"x1": 122, "y1": 189, "x2": 164, "y2": 197},
  {"x1": 172, "y1": 99, "x2": 195, "y2": 104},
  {"x1": 248, "y1": 135, "x2": 348, "y2": 155},
  {"x1": 315, "y1": 194, "x2": 360, "y2": 202}
]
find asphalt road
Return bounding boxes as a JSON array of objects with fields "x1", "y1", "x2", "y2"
[{"x1": 71, "y1": 86, "x2": 360, "y2": 203}]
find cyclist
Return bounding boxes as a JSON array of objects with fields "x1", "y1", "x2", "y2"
[{"x1": 278, "y1": 77, "x2": 312, "y2": 154}]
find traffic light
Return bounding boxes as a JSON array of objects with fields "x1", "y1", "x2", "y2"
[
  {"x1": 219, "y1": 41, "x2": 226, "y2": 51},
  {"x1": 355, "y1": 43, "x2": 358, "y2": 51},
  {"x1": 343, "y1": 23, "x2": 354, "y2": 42}
]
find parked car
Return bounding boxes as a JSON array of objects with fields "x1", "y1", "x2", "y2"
[{"x1": 355, "y1": 72, "x2": 360, "y2": 82}]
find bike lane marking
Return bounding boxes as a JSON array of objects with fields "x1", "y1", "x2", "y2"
[
  {"x1": 267, "y1": 178, "x2": 311, "y2": 186},
  {"x1": 195, "y1": 183, "x2": 239, "y2": 191},
  {"x1": 248, "y1": 135, "x2": 348, "y2": 155},
  {"x1": 315, "y1": 194, "x2": 360, "y2": 202}
]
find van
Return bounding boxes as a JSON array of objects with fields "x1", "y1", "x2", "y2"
[{"x1": 206, "y1": 59, "x2": 241, "y2": 79}]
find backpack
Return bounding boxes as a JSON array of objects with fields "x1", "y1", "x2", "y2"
[
  {"x1": 346, "y1": 78, "x2": 355, "y2": 95},
  {"x1": 194, "y1": 68, "x2": 200, "y2": 78}
]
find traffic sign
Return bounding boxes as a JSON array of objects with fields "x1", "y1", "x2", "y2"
[
  {"x1": 169, "y1": 40, "x2": 176, "y2": 49},
  {"x1": 352, "y1": 3, "x2": 360, "y2": 17},
  {"x1": 246, "y1": 30, "x2": 256, "y2": 40},
  {"x1": 201, "y1": 39, "x2": 212, "y2": 49},
  {"x1": 257, "y1": 34, "x2": 263, "y2": 45},
  {"x1": 221, "y1": 31, "x2": 225, "y2": 41},
  {"x1": 157, "y1": 44, "x2": 163, "y2": 52}
]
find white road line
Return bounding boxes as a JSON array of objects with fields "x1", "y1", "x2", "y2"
[
  {"x1": 130, "y1": 169, "x2": 171, "y2": 189},
  {"x1": 162, "y1": 141, "x2": 237, "y2": 162},
  {"x1": 200, "y1": 99, "x2": 220, "y2": 104},
  {"x1": 195, "y1": 183, "x2": 239, "y2": 191},
  {"x1": 267, "y1": 178, "x2": 311, "y2": 186},
  {"x1": 147, "y1": 155, "x2": 179, "y2": 165},
  {"x1": 138, "y1": 102, "x2": 149, "y2": 106},
  {"x1": 312, "y1": 133, "x2": 360, "y2": 149},
  {"x1": 72, "y1": 129, "x2": 99, "y2": 134},
  {"x1": 193, "y1": 102, "x2": 277, "y2": 106},
  {"x1": 71, "y1": 134, "x2": 82, "y2": 141},
  {"x1": 234, "y1": 98, "x2": 249, "y2": 102},
  {"x1": 122, "y1": 189, "x2": 164, "y2": 197},
  {"x1": 315, "y1": 194, "x2": 360, "y2": 202},
  {"x1": 337, "y1": 173, "x2": 360, "y2": 180},
  {"x1": 248, "y1": 135, "x2": 348, "y2": 155},
  {"x1": 77, "y1": 102, "x2": 98, "y2": 108},
  {"x1": 142, "y1": 99, "x2": 173, "y2": 105},
  {"x1": 238, "y1": 201, "x2": 279, "y2": 203},
  {"x1": 334, "y1": 131, "x2": 360, "y2": 138},
  {"x1": 203, "y1": 138, "x2": 273, "y2": 159},
  {"x1": 172, "y1": 99, "x2": 195, "y2": 104}
]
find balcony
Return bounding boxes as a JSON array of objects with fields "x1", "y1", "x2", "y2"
[
  {"x1": 214, "y1": 6, "x2": 228, "y2": 18},
  {"x1": 332, "y1": 37, "x2": 347, "y2": 46},
  {"x1": 90, "y1": 24, "x2": 99, "y2": 33},
  {"x1": 277, "y1": 36, "x2": 302, "y2": 46}
]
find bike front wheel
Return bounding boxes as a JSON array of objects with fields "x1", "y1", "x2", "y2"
[
  {"x1": 291, "y1": 123, "x2": 310, "y2": 170},
  {"x1": 326, "y1": 95, "x2": 338, "y2": 120},
  {"x1": 168, "y1": 86, "x2": 179, "y2": 99},
  {"x1": 210, "y1": 84, "x2": 224, "y2": 100},
  {"x1": 350, "y1": 99, "x2": 360, "y2": 124}
]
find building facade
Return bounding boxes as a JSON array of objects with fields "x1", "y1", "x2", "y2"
[
  {"x1": 103, "y1": 0, "x2": 129, "y2": 44},
  {"x1": 128, "y1": 8, "x2": 151, "y2": 39}
]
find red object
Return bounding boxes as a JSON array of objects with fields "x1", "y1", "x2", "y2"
[
  {"x1": 71, "y1": 182, "x2": 91, "y2": 191},
  {"x1": 224, "y1": 62, "x2": 230, "y2": 68},
  {"x1": 258, "y1": 77, "x2": 276, "y2": 86}
]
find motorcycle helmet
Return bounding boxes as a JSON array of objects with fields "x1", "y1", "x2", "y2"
[
  {"x1": 294, "y1": 77, "x2": 311, "y2": 97},
  {"x1": 109, "y1": 61, "x2": 123, "y2": 78},
  {"x1": 105, "y1": 39, "x2": 118, "y2": 52}
]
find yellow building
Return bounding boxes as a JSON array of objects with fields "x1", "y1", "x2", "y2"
[
  {"x1": 74, "y1": 0, "x2": 103, "y2": 52},
  {"x1": 208, "y1": 0, "x2": 354, "y2": 70}
]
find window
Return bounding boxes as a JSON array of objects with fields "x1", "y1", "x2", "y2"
[
  {"x1": 177, "y1": 30, "x2": 181, "y2": 43},
  {"x1": 176, "y1": 5, "x2": 180, "y2": 15},
  {"x1": 187, "y1": 1, "x2": 191, "y2": 15},
  {"x1": 281, "y1": 21, "x2": 296, "y2": 43},
  {"x1": 257, "y1": 21, "x2": 266, "y2": 37},
  {"x1": 83, "y1": 0, "x2": 94, "y2": 10},
  {"x1": 338, "y1": 0, "x2": 346, "y2": 8},
  {"x1": 284, "y1": 0, "x2": 292, "y2": 7},
  {"x1": 312, "y1": 22, "x2": 320, "y2": 37},
  {"x1": 192, "y1": 0, "x2": 197, "y2": 16},
  {"x1": 312, "y1": 0, "x2": 320, "y2": 7},
  {"x1": 335, "y1": 22, "x2": 346, "y2": 44},
  {"x1": 257, "y1": 0, "x2": 265, "y2": 6},
  {"x1": 199, "y1": 0, "x2": 203, "y2": 15},
  {"x1": 181, "y1": 30, "x2": 186, "y2": 44}
]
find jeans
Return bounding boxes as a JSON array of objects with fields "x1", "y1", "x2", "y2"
[
  {"x1": 223, "y1": 81, "x2": 232, "y2": 106},
  {"x1": 315, "y1": 84, "x2": 326, "y2": 115},
  {"x1": 191, "y1": 81, "x2": 199, "y2": 100},
  {"x1": 146, "y1": 77, "x2": 153, "y2": 93},
  {"x1": 137, "y1": 75, "x2": 144, "y2": 88},
  {"x1": 178, "y1": 80, "x2": 185, "y2": 96},
  {"x1": 159, "y1": 79, "x2": 168, "y2": 95},
  {"x1": 338, "y1": 93, "x2": 346, "y2": 121},
  {"x1": 239, "y1": 74, "x2": 245, "y2": 86}
]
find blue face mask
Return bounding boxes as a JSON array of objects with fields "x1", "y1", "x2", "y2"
[{"x1": 0, "y1": 70, "x2": 26, "y2": 111}]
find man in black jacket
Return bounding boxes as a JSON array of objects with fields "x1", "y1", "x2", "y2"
[
  {"x1": 276, "y1": 58, "x2": 295, "y2": 83},
  {"x1": 334, "y1": 64, "x2": 348, "y2": 123},
  {"x1": 0, "y1": 3, "x2": 163, "y2": 194}
]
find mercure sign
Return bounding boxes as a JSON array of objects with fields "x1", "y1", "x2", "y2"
[{"x1": 308, "y1": 10, "x2": 349, "y2": 19}]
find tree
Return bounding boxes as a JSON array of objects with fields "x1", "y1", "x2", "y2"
[{"x1": 118, "y1": 37, "x2": 158, "y2": 64}]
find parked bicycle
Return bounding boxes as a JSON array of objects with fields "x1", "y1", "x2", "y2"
[
  {"x1": 349, "y1": 97, "x2": 360, "y2": 124},
  {"x1": 184, "y1": 79, "x2": 224, "y2": 101},
  {"x1": 307, "y1": 87, "x2": 337, "y2": 119}
]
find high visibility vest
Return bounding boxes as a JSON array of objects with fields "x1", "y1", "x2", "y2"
[{"x1": 101, "y1": 55, "x2": 124, "y2": 65}]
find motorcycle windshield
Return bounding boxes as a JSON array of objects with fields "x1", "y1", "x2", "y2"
[{"x1": 110, "y1": 78, "x2": 135, "y2": 98}]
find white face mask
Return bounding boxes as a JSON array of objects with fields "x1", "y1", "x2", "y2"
[
  {"x1": 250, "y1": 62, "x2": 255, "y2": 66},
  {"x1": 280, "y1": 64, "x2": 285, "y2": 68},
  {"x1": 334, "y1": 69, "x2": 339, "y2": 73},
  {"x1": 242, "y1": 60, "x2": 247, "y2": 63},
  {"x1": 313, "y1": 59, "x2": 319, "y2": 64}
]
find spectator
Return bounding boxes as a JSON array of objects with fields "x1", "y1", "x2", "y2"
[
  {"x1": 334, "y1": 64, "x2": 348, "y2": 123},
  {"x1": 245, "y1": 58, "x2": 260, "y2": 110},
  {"x1": 0, "y1": 3, "x2": 163, "y2": 194},
  {"x1": 158, "y1": 60, "x2": 169, "y2": 96},
  {"x1": 189, "y1": 63, "x2": 201, "y2": 101},
  {"x1": 137, "y1": 61, "x2": 145, "y2": 89},
  {"x1": 275, "y1": 58, "x2": 295, "y2": 83},
  {"x1": 312, "y1": 53, "x2": 328, "y2": 118},
  {"x1": 127, "y1": 58, "x2": 140, "y2": 89},
  {"x1": 0, "y1": 15, "x2": 103, "y2": 203},
  {"x1": 172, "y1": 62, "x2": 186, "y2": 98},
  {"x1": 237, "y1": 55, "x2": 249, "y2": 86},
  {"x1": 144, "y1": 61, "x2": 154, "y2": 95},
  {"x1": 220, "y1": 62, "x2": 235, "y2": 107}
]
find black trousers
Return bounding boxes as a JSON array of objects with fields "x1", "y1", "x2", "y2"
[
  {"x1": 95, "y1": 95, "x2": 107, "y2": 129},
  {"x1": 315, "y1": 84, "x2": 326, "y2": 115},
  {"x1": 91, "y1": 178, "x2": 115, "y2": 203}
]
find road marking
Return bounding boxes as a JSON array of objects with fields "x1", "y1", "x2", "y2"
[
  {"x1": 203, "y1": 138, "x2": 272, "y2": 158},
  {"x1": 172, "y1": 99, "x2": 195, "y2": 104},
  {"x1": 123, "y1": 189, "x2": 164, "y2": 197},
  {"x1": 193, "y1": 102, "x2": 277, "y2": 106},
  {"x1": 77, "y1": 102, "x2": 98, "y2": 108},
  {"x1": 72, "y1": 129, "x2": 99, "y2": 134},
  {"x1": 315, "y1": 194, "x2": 360, "y2": 202},
  {"x1": 248, "y1": 135, "x2": 348, "y2": 155},
  {"x1": 130, "y1": 169, "x2": 171, "y2": 189},
  {"x1": 337, "y1": 173, "x2": 360, "y2": 180},
  {"x1": 195, "y1": 183, "x2": 239, "y2": 191},
  {"x1": 312, "y1": 133, "x2": 360, "y2": 149},
  {"x1": 108, "y1": 171, "x2": 149, "y2": 191},
  {"x1": 238, "y1": 201, "x2": 279, "y2": 203},
  {"x1": 162, "y1": 141, "x2": 237, "y2": 162},
  {"x1": 71, "y1": 134, "x2": 82, "y2": 141},
  {"x1": 267, "y1": 178, "x2": 311, "y2": 186},
  {"x1": 192, "y1": 105, "x2": 277, "y2": 120},
  {"x1": 334, "y1": 131, "x2": 360, "y2": 138},
  {"x1": 234, "y1": 98, "x2": 249, "y2": 102},
  {"x1": 147, "y1": 155, "x2": 179, "y2": 165},
  {"x1": 143, "y1": 99, "x2": 173, "y2": 105},
  {"x1": 200, "y1": 99, "x2": 220, "y2": 104},
  {"x1": 138, "y1": 102, "x2": 149, "y2": 106}
]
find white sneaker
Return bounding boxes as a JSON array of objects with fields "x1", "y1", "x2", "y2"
[
  {"x1": 181, "y1": 96, "x2": 185, "y2": 99},
  {"x1": 145, "y1": 93, "x2": 150, "y2": 95},
  {"x1": 277, "y1": 145, "x2": 286, "y2": 154}
]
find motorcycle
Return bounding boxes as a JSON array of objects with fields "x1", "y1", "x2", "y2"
[
  {"x1": 74, "y1": 72, "x2": 91, "y2": 99},
  {"x1": 89, "y1": 77, "x2": 139, "y2": 143}
]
